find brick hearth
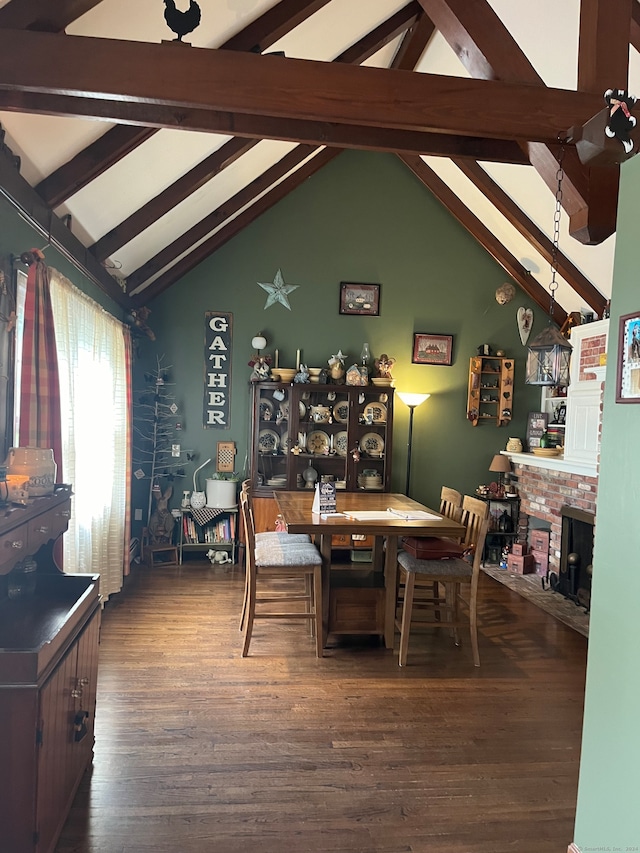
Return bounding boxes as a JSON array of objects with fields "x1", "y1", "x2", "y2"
[{"x1": 511, "y1": 462, "x2": 598, "y2": 572}]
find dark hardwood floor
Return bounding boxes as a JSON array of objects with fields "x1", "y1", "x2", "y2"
[{"x1": 55, "y1": 562, "x2": 587, "y2": 853}]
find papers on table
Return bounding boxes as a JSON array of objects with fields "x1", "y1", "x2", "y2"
[
  {"x1": 343, "y1": 509, "x2": 443, "y2": 521},
  {"x1": 386, "y1": 508, "x2": 442, "y2": 521}
]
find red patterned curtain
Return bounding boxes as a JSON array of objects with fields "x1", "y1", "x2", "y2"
[{"x1": 18, "y1": 250, "x2": 63, "y2": 478}]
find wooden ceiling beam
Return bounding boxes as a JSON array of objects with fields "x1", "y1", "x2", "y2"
[
  {"x1": 133, "y1": 148, "x2": 342, "y2": 303},
  {"x1": 569, "y1": 0, "x2": 631, "y2": 243},
  {"x1": 391, "y1": 10, "x2": 436, "y2": 71},
  {"x1": 578, "y1": 0, "x2": 631, "y2": 92},
  {"x1": 630, "y1": 0, "x2": 640, "y2": 52},
  {"x1": 399, "y1": 154, "x2": 567, "y2": 325},
  {"x1": 337, "y1": 2, "x2": 421, "y2": 64},
  {"x1": 0, "y1": 0, "x2": 102, "y2": 31},
  {"x1": 221, "y1": 0, "x2": 332, "y2": 53},
  {"x1": 0, "y1": 89, "x2": 531, "y2": 163},
  {"x1": 25, "y1": 0, "x2": 334, "y2": 207},
  {"x1": 416, "y1": 0, "x2": 620, "y2": 245},
  {"x1": 90, "y1": 137, "x2": 259, "y2": 263},
  {"x1": 89, "y1": 5, "x2": 426, "y2": 265},
  {"x1": 126, "y1": 145, "x2": 321, "y2": 292},
  {"x1": 0, "y1": 31, "x2": 603, "y2": 141},
  {"x1": 453, "y1": 159, "x2": 607, "y2": 315},
  {"x1": 36, "y1": 125, "x2": 156, "y2": 208}
]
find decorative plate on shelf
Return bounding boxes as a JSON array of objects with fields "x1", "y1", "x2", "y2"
[
  {"x1": 258, "y1": 429, "x2": 279, "y2": 453},
  {"x1": 333, "y1": 401, "x2": 349, "y2": 423},
  {"x1": 334, "y1": 431, "x2": 349, "y2": 456},
  {"x1": 278, "y1": 399, "x2": 289, "y2": 420},
  {"x1": 363, "y1": 401, "x2": 387, "y2": 423},
  {"x1": 360, "y1": 432, "x2": 385, "y2": 456},
  {"x1": 259, "y1": 398, "x2": 274, "y2": 421},
  {"x1": 299, "y1": 401, "x2": 307, "y2": 419},
  {"x1": 307, "y1": 430, "x2": 330, "y2": 455}
]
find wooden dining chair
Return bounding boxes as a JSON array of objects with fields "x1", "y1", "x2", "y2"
[
  {"x1": 240, "y1": 492, "x2": 323, "y2": 657},
  {"x1": 440, "y1": 486, "x2": 463, "y2": 523},
  {"x1": 395, "y1": 495, "x2": 490, "y2": 667},
  {"x1": 238, "y1": 482, "x2": 312, "y2": 632}
]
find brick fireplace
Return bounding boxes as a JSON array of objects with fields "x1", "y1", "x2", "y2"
[{"x1": 506, "y1": 456, "x2": 598, "y2": 574}]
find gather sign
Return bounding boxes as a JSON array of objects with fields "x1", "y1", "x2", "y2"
[{"x1": 204, "y1": 311, "x2": 232, "y2": 429}]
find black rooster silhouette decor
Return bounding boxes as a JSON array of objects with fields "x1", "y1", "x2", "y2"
[{"x1": 163, "y1": 0, "x2": 201, "y2": 42}]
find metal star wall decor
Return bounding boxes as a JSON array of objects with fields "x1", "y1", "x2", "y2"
[{"x1": 258, "y1": 268, "x2": 299, "y2": 310}]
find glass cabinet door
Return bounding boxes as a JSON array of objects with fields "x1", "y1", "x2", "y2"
[{"x1": 250, "y1": 382, "x2": 394, "y2": 495}]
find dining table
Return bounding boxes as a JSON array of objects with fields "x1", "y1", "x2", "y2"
[{"x1": 273, "y1": 491, "x2": 466, "y2": 650}]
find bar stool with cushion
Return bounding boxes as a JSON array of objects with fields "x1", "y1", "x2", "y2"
[
  {"x1": 240, "y1": 493, "x2": 323, "y2": 658},
  {"x1": 395, "y1": 495, "x2": 490, "y2": 667}
]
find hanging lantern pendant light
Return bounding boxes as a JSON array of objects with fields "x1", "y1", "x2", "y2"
[{"x1": 525, "y1": 145, "x2": 573, "y2": 387}]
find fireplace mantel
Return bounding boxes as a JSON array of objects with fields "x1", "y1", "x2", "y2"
[{"x1": 501, "y1": 451, "x2": 597, "y2": 479}]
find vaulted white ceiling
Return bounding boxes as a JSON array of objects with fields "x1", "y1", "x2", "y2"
[{"x1": 0, "y1": 0, "x2": 637, "y2": 316}]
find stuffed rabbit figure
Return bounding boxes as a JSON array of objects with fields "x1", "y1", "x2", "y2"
[{"x1": 149, "y1": 485, "x2": 175, "y2": 544}]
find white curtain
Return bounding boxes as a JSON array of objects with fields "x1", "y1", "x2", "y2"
[{"x1": 49, "y1": 270, "x2": 129, "y2": 600}]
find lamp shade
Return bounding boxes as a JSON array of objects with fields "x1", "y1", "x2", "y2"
[
  {"x1": 397, "y1": 392, "x2": 430, "y2": 409},
  {"x1": 251, "y1": 334, "x2": 267, "y2": 351},
  {"x1": 489, "y1": 454, "x2": 512, "y2": 474}
]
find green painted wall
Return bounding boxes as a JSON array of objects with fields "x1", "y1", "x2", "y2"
[
  {"x1": 144, "y1": 150, "x2": 541, "y2": 516},
  {"x1": 573, "y1": 156, "x2": 640, "y2": 847}
]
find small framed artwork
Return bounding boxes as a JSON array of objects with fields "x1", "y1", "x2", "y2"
[
  {"x1": 616, "y1": 310, "x2": 640, "y2": 402},
  {"x1": 339, "y1": 282, "x2": 381, "y2": 316},
  {"x1": 526, "y1": 411, "x2": 549, "y2": 449},
  {"x1": 411, "y1": 333, "x2": 453, "y2": 366}
]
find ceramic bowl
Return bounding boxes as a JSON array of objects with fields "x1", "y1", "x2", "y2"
[{"x1": 277, "y1": 368, "x2": 296, "y2": 382}]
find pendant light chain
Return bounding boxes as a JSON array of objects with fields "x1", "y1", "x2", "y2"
[{"x1": 549, "y1": 143, "x2": 565, "y2": 316}]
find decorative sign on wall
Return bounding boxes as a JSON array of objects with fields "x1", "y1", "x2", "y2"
[{"x1": 204, "y1": 312, "x2": 232, "y2": 429}]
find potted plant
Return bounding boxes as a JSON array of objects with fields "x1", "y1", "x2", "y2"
[{"x1": 205, "y1": 472, "x2": 240, "y2": 508}]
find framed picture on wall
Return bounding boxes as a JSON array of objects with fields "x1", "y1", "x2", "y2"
[
  {"x1": 339, "y1": 282, "x2": 380, "y2": 316},
  {"x1": 616, "y1": 310, "x2": 640, "y2": 402},
  {"x1": 411, "y1": 333, "x2": 453, "y2": 365}
]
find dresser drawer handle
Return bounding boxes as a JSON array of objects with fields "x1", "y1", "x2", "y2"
[
  {"x1": 11, "y1": 540, "x2": 25, "y2": 549},
  {"x1": 37, "y1": 526, "x2": 50, "y2": 535},
  {"x1": 60, "y1": 510, "x2": 71, "y2": 518}
]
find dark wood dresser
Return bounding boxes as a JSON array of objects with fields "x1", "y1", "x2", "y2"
[{"x1": 0, "y1": 489, "x2": 100, "y2": 853}]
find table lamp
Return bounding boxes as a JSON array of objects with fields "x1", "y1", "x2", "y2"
[
  {"x1": 396, "y1": 392, "x2": 430, "y2": 496},
  {"x1": 489, "y1": 453, "x2": 512, "y2": 497}
]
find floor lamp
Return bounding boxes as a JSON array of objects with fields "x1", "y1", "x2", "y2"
[{"x1": 396, "y1": 392, "x2": 430, "y2": 496}]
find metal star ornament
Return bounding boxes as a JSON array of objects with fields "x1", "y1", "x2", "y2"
[{"x1": 258, "y1": 268, "x2": 299, "y2": 310}]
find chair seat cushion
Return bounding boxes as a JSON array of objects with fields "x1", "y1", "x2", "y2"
[
  {"x1": 255, "y1": 541, "x2": 322, "y2": 567},
  {"x1": 398, "y1": 550, "x2": 472, "y2": 578},
  {"x1": 255, "y1": 531, "x2": 312, "y2": 545},
  {"x1": 401, "y1": 535, "x2": 465, "y2": 560}
]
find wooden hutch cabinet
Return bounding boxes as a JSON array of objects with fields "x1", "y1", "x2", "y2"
[
  {"x1": 0, "y1": 489, "x2": 100, "y2": 853},
  {"x1": 249, "y1": 381, "x2": 394, "y2": 532}
]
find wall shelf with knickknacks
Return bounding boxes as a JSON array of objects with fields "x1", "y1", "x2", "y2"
[{"x1": 467, "y1": 355, "x2": 515, "y2": 426}]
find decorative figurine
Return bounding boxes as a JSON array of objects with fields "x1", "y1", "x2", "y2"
[
  {"x1": 163, "y1": 0, "x2": 201, "y2": 43},
  {"x1": 249, "y1": 354, "x2": 271, "y2": 382},
  {"x1": 604, "y1": 88, "x2": 637, "y2": 154},
  {"x1": 374, "y1": 353, "x2": 395, "y2": 379},
  {"x1": 294, "y1": 364, "x2": 310, "y2": 383},
  {"x1": 328, "y1": 350, "x2": 346, "y2": 382}
]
